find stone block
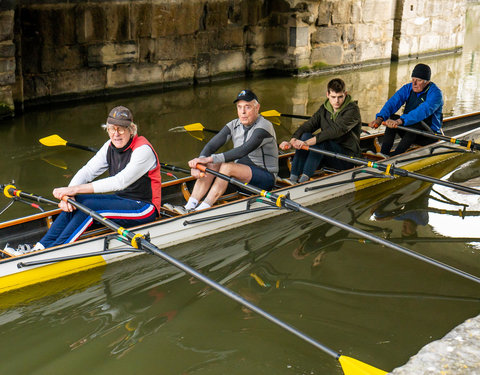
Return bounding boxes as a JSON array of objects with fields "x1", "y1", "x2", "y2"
[
  {"x1": 163, "y1": 60, "x2": 195, "y2": 83},
  {"x1": 362, "y1": 0, "x2": 392, "y2": 23},
  {"x1": 88, "y1": 42, "x2": 138, "y2": 67},
  {"x1": 250, "y1": 26, "x2": 287, "y2": 47},
  {"x1": 40, "y1": 45, "x2": 83, "y2": 73},
  {"x1": 0, "y1": 70, "x2": 15, "y2": 85},
  {"x1": 0, "y1": 41, "x2": 14, "y2": 57},
  {"x1": 26, "y1": 6, "x2": 76, "y2": 47},
  {"x1": 210, "y1": 51, "x2": 245, "y2": 75},
  {"x1": 105, "y1": 3, "x2": 130, "y2": 42},
  {"x1": 316, "y1": 1, "x2": 331, "y2": 26},
  {"x1": 239, "y1": 0, "x2": 263, "y2": 26},
  {"x1": 152, "y1": 3, "x2": 202, "y2": 38},
  {"x1": 311, "y1": 45, "x2": 343, "y2": 65},
  {"x1": 23, "y1": 75, "x2": 50, "y2": 100},
  {"x1": 107, "y1": 63, "x2": 164, "y2": 87},
  {"x1": 138, "y1": 37, "x2": 155, "y2": 63},
  {"x1": 51, "y1": 68, "x2": 106, "y2": 95},
  {"x1": 419, "y1": 34, "x2": 440, "y2": 52},
  {"x1": 195, "y1": 30, "x2": 216, "y2": 54},
  {"x1": 155, "y1": 36, "x2": 196, "y2": 60},
  {"x1": 131, "y1": 3, "x2": 153, "y2": 38},
  {"x1": 0, "y1": 56, "x2": 14, "y2": 72},
  {"x1": 205, "y1": 1, "x2": 229, "y2": 29},
  {"x1": 218, "y1": 26, "x2": 245, "y2": 49},
  {"x1": 76, "y1": 4, "x2": 107, "y2": 44},
  {"x1": 289, "y1": 26, "x2": 309, "y2": 47},
  {"x1": 311, "y1": 27, "x2": 341, "y2": 45},
  {"x1": 332, "y1": 1, "x2": 350, "y2": 24},
  {"x1": 0, "y1": 11, "x2": 14, "y2": 42}
]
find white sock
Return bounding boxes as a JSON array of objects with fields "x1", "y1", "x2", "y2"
[
  {"x1": 195, "y1": 201, "x2": 211, "y2": 211},
  {"x1": 185, "y1": 197, "x2": 199, "y2": 210}
]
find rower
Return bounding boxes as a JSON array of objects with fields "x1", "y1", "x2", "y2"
[
  {"x1": 278, "y1": 78, "x2": 362, "y2": 184},
  {"x1": 368, "y1": 63, "x2": 444, "y2": 156},
  {"x1": 3, "y1": 106, "x2": 161, "y2": 256},
  {"x1": 176, "y1": 89, "x2": 278, "y2": 214}
]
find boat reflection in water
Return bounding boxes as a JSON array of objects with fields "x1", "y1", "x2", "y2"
[{"x1": 0, "y1": 153, "x2": 480, "y2": 374}]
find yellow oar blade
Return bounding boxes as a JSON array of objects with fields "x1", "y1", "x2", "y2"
[
  {"x1": 39, "y1": 134, "x2": 68, "y2": 147},
  {"x1": 184, "y1": 123, "x2": 206, "y2": 132},
  {"x1": 261, "y1": 109, "x2": 282, "y2": 117},
  {"x1": 339, "y1": 356, "x2": 387, "y2": 375}
]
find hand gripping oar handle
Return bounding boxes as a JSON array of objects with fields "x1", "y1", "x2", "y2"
[
  {"x1": 299, "y1": 145, "x2": 480, "y2": 196},
  {"x1": 193, "y1": 164, "x2": 480, "y2": 286},
  {"x1": 1, "y1": 184, "x2": 387, "y2": 374}
]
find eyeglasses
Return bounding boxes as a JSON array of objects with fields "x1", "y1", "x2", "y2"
[{"x1": 106, "y1": 125, "x2": 127, "y2": 135}]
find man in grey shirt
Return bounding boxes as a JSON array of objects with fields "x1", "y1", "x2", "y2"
[{"x1": 184, "y1": 89, "x2": 278, "y2": 212}]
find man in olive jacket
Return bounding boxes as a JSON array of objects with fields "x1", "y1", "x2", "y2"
[{"x1": 279, "y1": 78, "x2": 362, "y2": 183}]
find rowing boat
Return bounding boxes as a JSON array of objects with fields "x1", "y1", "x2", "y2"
[{"x1": 0, "y1": 111, "x2": 479, "y2": 294}]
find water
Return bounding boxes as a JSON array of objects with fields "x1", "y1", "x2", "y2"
[{"x1": 1, "y1": 5, "x2": 480, "y2": 374}]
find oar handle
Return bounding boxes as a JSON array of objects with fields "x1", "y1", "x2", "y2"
[{"x1": 66, "y1": 142, "x2": 99, "y2": 153}]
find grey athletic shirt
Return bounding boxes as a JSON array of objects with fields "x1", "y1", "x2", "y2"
[{"x1": 199, "y1": 115, "x2": 279, "y2": 175}]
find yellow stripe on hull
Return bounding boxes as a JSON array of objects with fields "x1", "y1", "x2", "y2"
[{"x1": 0, "y1": 255, "x2": 107, "y2": 295}]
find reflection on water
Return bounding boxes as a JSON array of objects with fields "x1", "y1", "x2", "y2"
[{"x1": 1, "y1": 153, "x2": 480, "y2": 374}]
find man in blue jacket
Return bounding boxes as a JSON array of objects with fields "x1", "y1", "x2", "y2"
[{"x1": 368, "y1": 63, "x2": 443, "y2": 156}]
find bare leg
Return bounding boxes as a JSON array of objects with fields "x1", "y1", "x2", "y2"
[
  {"x1": 203, "y1": 163, "x2": 252, "y2": 206},
  {"x1": 190, "y1": 163, "x2": 220, "y2": 201}
]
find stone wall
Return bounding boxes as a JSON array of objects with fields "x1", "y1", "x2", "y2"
[
  {"x1": 0, "y1": 0, "x2": 15, "y2": 119},
  {"x1": 0, "y1": 0, "x2": 468, "y2": 117}
]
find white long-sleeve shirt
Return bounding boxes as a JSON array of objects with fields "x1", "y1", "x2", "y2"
[{"x1": 69, "y1": 140, "x2": 157, "y2": 193}]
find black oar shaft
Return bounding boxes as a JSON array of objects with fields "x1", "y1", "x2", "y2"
[
  {"x1": 1, "y1": 184, "x2": 340, "y2": 361},
  {"x1": 302, "y1": 146, "x2": 480, "y2": 196},
  {"x1": 66, "y1": 142, "x2": 99, "y2": 153},
  {"x1": 399, "y1": 126, "x2": 480, "y2": 150},
  {"x1": 195, "y1": 165, "x2": 480, "y2": 285},
  {"x1": 281, "y1": 113, "x2": 310, "y2": 120}
]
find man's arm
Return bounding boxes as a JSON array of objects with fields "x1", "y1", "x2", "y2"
[
  {"x1": 199, "y1": 126, "x2": 231, "y2": 157},
  {"x1": 376, "y1": 84, "x2": 411, "y2": 121},
  {"x1": 212, "y1": 128, "x2": 272, "y2": 164},
  {"x1": 400, "y1": 84, "x2": 443, "y2": 126}
]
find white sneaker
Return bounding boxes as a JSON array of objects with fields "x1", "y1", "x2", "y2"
[
  {"x1": 3, "y1": 242, "x2": 43, "y2": 257},
  {"x1": 3, "y1": 243, "x2": 23, "y2": 257},
  {"x1": 376, "y1": 152, "x2": 388, "y2": 159}
]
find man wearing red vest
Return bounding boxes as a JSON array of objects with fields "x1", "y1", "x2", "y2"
[{"x1": 4, "y1": 106, "x2": 161, "y2": 255}]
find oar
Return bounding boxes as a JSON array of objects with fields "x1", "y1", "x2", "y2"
[
  {"x1": 191, "y1": 164, "x2": 480, "y2": 285},
  {"x1": 0, "y1": 183, "x2": 386, "y2": 375},
  {"x1": 39, "y1": 134, "x2": 99, "y2": 153},
  {"x1": 39, "y1": 136, "x2": 179, "y2": 179},
  {"x1": 182, "y1": 123, "x2": 220, "y2": 134},
  {"x1": 394, "y1": 126, "x2": 480, "y2": 151},
  {"x1": 294, "y1": 145, "x2": 480, "y2": 196},
  {"x1": 261, "y1": 109, "x2": 310, "y2": 120}
]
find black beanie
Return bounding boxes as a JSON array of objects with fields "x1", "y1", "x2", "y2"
[{"x1": 411, "y1": 63, "x2": 431, "y2": 81}]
